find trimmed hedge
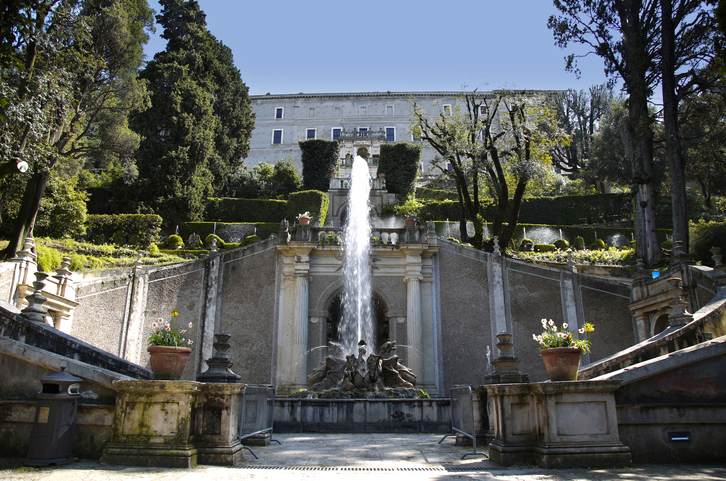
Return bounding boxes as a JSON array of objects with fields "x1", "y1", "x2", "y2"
[
  {"x1": 287, "y1": 190, "x2": 329, "y2": 225},
  {"x1": 86, "y1": 214, "x2": 162, "y2": 247},
  {"x1": 415, "y1": 193, "x2": 633, "y2": 226},
  {"x1": 377, "y1": 143, "x2": 421, "y2": 196},
  {"x1": 180, "y1": 222, "x2": 279, "y2": 244},
  {"x1": 415, "y1": 187, "x2": 458, "y2": 201},
  {"x1": 205, "y1": 198, "x2": 288, "y2": 223},
  {"x1": 300, "y1": 139, "x2": 339, "y2": 192}
]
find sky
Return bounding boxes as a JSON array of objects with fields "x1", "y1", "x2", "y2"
[{"x1": 143, "y1": 0, "x2": 619, "y2": 97}]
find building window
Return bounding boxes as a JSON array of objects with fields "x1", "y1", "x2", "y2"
[
  {"x1": 386, "y1": 105, "x2": 394, "y2": 116},
  {"x1": 443, "y1": 104, "x2": 452, "y2": 116},
  {"x1": 480, "y1": 105, "x2": 489, "y2": 116},
  {"x1": 308, "y1": 107, "x2": 316, "y2": 118},
  {"x1": 306, "y1": 128, "x2": 316, "y2": 139},
  {"x1": 275, "y1": 107, "x2": 284, "y2": 119},
  {"x1": 358, "y1": 127, "x2": 368, "y2": 137},
  {"x1": 334, "y1": 106, "x2": 341, "y2": 117},
  {"x1": 386, "y1": 127, "x2": 395, "y2": 142},
  {"x1": 332, "y1": 128, "x2": 341, "y2": 140},
  {"x1": 412, "y1": 132, "x2": 421, "y2": 142},
  {"x1": 359, "y1": 106, "x2": 367, "y2": 116},
  {"x1": 272, "y1": 129, "x2": 283, "y2": 144}
]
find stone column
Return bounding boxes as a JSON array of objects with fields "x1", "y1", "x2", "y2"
[
  {"x1": 9, "y1": 237, "x2": 36, "y2": 305},
  {"x1": 293, "y1": 272, "x2": 309, "y2": 386},
  {"x1": 402, "y1": 247, "x2": 423, "y2": 378}
]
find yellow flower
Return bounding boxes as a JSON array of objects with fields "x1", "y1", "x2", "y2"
[{"x1": 171, "y1": 309, "x2": 179, "y2": 317}]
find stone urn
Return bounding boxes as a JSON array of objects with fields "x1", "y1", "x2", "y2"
[
  {"x1": 539, "y1": 347, "x2": 583, "y2": 381},
  {"x1": 148, "y1": 346, "x2": 192, "y2": 380},
  {"x1": 298, "y1": 217, "x2": 310, "y2": 225}
]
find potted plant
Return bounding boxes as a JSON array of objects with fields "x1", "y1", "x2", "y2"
[
  {"x1": 297, "y1": 212, "x2": 311, "y2": 225},
  {"x1": 147, "y1": 309, "x2": 193, "y2": 380},
  {"x1": 533, "y1": 319, "x2": 594, "y2": 381}
]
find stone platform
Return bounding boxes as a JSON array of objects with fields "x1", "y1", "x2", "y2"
[{"x1": 274, "y1": 398, "x2": 451, "y2": 433}]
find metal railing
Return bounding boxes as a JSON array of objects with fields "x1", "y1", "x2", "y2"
[
  {"x1": 238, "y1": 385, "x2": 281, "y2": 459},
  {"x1": 438, "y1": 386, "x2": 487, "y2": 459}
]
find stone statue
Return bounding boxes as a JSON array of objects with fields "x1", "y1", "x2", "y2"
[{"x1": 307, "y1": 339, "x2": 417, "y2": 392}]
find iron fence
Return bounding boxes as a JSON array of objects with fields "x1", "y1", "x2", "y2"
[
  {"x1": 238, "y1": 385, "x2": 280, "y2": 459},
  {"x1": 438, "y1": 385, "x2": 487, "y2": 459}
]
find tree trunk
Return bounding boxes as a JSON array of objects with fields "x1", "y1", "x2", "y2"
[
  {"x1": 0, "y1": 170, "x2": 50, "y2": 260},
  {"x1": 661, "y1": 0, "x2": 689, "y2": 256}
]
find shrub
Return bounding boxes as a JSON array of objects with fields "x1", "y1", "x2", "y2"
[
  {"x1": 167, "y1": 235, "x2": 184, "y2": 249},
  {"x1": 205, "y1": 234, "x2": 225, "y2": 248},
  {"x1": 149, "y1": 243, "x2": 160, "y2": 256},
  {"x1": 415, "y1": 187, "x2": 458, "y2": 201},
  {"x1": 300, "y1": 139, "x2": 339, "y2": 191},
  {"x1": 287, "y1": 190, "x2": 329, "y2": 225},
  {"x1": 535, "y1": 244, "x2": 556, "y2": 253},
  {"x1": 36, "y1": 245, "x2": 62, "y2": 272},
  {"x1": 690, "y1": 220, "x2": 726, "y2": 266},
  {"x1": 377, "y1": 143, "x2": 421, "y2": 196},
  {"x1": 519, "y1": 238, "x2": 534, "y2": 251},
  {"x1": 86, "y1": 214, "x2": 162, "y2": 247},
  {"x1": 554, "y1": 239, "x2": 570, "y2": 250},
  {"x1": 590, "y1": 239, "x2": 607, "y2": 250},
  {"x1": 574, "y1": 237, "x2": 585, "y2": 250},
  {"x1": 245, "y1": 234, "x2": 261, "y2": 245},
  {"x1": 661, "y1": 238, "x2": 673, "y2": 250}
]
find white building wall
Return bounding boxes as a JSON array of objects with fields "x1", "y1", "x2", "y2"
[{"x1": 247, "y1": 92, "x2": 472, "y2": 174}]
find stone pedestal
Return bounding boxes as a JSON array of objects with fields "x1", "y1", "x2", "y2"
[
  {"x1": 101, "y1": 380, "x2": 252, "y2": 467},
  {"x1": 487, "y1": 380, "x2": 631, "y2": 468},
  {"x1": 101, "y1": 381, "x2": 199, "y2": 468},
  {"x1": 194, "y1": 383, "x2": 246, "y2": 465}
]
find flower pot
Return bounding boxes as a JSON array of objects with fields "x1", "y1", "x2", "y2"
[
  {"x1": 405, "y1": 218, "x2": 416, "y2": 226},
  {"x1": 299, "y1": 217, "x2": 310, "y2": 225},
  {"x1": 148, "y1": 345, "x2": 192, "y2": 380},
  {"x1": 539, "y1": 347, "x2": 582, "y2": 381}
]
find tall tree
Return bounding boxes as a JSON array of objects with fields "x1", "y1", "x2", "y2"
[
  {"x1": 130, "y1": 0, "x2": 254, "y2": 227},
  {"x1": 0, "y1": 0, "x2": 153, "y2": 259},
  {"x1": 550, "y1": 0, "x2": 663, "y2": 265},
  {"x1": 548, "y1": 84, "x2": 612, "y2": 176},
  {"x1": 659, "y1": 0, "x2": 716, "y2": 252},
  {"x1": 411, "y1": 91, "x2": 569, "y2": 250}
]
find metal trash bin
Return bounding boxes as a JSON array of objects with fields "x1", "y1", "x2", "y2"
[{"x1": 25, "y1": 366, "x2": 83, "y2": 466}]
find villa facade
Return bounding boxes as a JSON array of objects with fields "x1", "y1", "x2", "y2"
[{"x1": 248, "y1": 91, "x2": 475, "y2": 174}]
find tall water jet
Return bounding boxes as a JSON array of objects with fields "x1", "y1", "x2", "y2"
[{"x1": 340, "y1": 156, "x2": 374, "y2": 355}]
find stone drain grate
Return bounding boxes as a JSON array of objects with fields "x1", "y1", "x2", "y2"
[{"x1": 234, "y1": 465, "x2": 507, "y2": 473}]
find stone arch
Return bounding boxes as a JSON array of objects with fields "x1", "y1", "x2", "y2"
[
  {"x1": 652, "y1": 311, "x2": 670, "y2": 337},
  {"x1": 356, "y1": 147, "x2": 369, "y2": 157}
]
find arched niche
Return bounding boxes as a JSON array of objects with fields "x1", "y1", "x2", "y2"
[{"x1": 325, "y1": 291, "x2": 389, "y2": 353}]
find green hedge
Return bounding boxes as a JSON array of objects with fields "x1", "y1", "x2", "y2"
[
  {"x1": 377, "y1": 143, "x2": 421, "y2": 196},
  {"x1": 287, "y1": 190, "x2": 329, "y2": 225},
  {"x1": 415, "y1": 193, "x2": 633, "y2": 226},
  {"x1": 300, "y1": 139, "x2": 339, "y2": 192},
  {"x1": 86, "y1": 214, "x2": 162, "y2": 247},
  {"x1": 205, "y1": 198, "x2": 288, "y2": 223},
  {"x1": 415, "y1": 187, "x2": 458, "y2": 201},
  {"x1": 180, "y1": 222, "x2": 279, "y2": 243}
]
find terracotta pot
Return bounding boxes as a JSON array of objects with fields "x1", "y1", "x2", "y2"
[
  {"x1": 148, "y1": 345, "x2": 192, "y2": 380},
  {"x1": 539, "y1": 347, "x2": 582, "y2": 381},
  {"x1": 405, "y1": 218, "x2": 416, "y2": 226},
  {"x1": 299, "y1": 217, "x2": 310, "y2": 225}
]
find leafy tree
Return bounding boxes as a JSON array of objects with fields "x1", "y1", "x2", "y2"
[
  {"x1": 130, "y1": 0, "x2": 254, "y2": 227},
  {"x1": 225, "y1": 158, "x2": 301, "y2": 199},
  {"x1": 549, "y1": 0, "x2": 717, "y2": 264},
  {"x1": 681, "y1": 76, "x2": 726, "y2": 209},
  {"x1": 411, "y1": 91, "x2": 569, "y2": 249},
  {"x1": 550, "y1": 0, "x2": 663, "y2": 265},
  {"x1": 0, "y1": 0, "x2": 154, "y2": 259}
]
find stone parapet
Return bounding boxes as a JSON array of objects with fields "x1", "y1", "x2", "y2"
[{"x1": 487, "y1": 380, "x2": 631, "y2": 468}]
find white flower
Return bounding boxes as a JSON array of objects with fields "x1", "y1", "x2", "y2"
[
  {"x1": 579, "y1": 328, "x2": 585, "y2": 334},
  {"x1": 562, "y1": 323, "x2": 568, "y2": 329},
  {"x1": 548, "y1": 320, "x2": 554, "y2": 326}
]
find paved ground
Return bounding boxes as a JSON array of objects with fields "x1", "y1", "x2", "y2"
[{"x1": 1, "y1": 433, "x2": 725, "y2": 481}]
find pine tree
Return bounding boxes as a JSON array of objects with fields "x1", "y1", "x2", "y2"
[{"x1": 130, "y1": 0, "x2": 254, "y2": 227}]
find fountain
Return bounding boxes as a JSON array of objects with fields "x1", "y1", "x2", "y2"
[{"x1": 305, "y1": 156, "x2": 418, "y2": 395}]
